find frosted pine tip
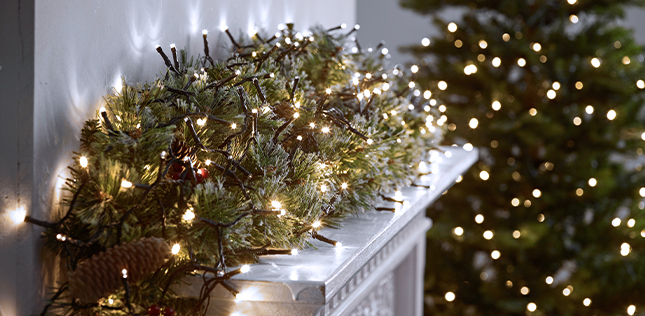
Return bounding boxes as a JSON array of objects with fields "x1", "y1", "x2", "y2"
[
  {"x1": 291, "y1": 249, "x2": 298, "y2": 255},
  {"x1": 270, "y1": 73, "x2": 275, "y2": 78},
  {"x1": 251, "y1": 109, "x2": 258, "y2": 114},
  {"x1": 240, "y1": 265, "x2": 250, "y2": 273},
  {"x1": 122, "y1": 269, "x2": 128, "y2": 279},
  {"x1": 172, "y1": 243, "x2": 180, "y2": 255},
  {"x1": 121, "y1": 180, "x2": 133, "y2": 189},
  {"x1": 170, "y1": 43, "x2": 176, "y2": 48},
  {"x1": 220, "y1": 24, "x2": 228, "y2": 32},
  {"x1": 275, "y1": 32, "x2": 282, "y2": 38},
  {"x1": 99, "y1": 106, "x2": 107, "y2": 113},
  {"x1": 312, "y1": 220, "x2": 322, "y2": 228},
  {"x1": 202, "y1": 29, "x2": 208, "y2": 35},
  {"x1": 235, "y1": 70, "x2": 241, "y2": 75},
  {"x1": 275, "y1": 42, "x2": 281, "y2": 48},
  {"x1": 154, "y1": 44, "x2": 161, "y2": 49},
  {"x1": 79, "y1": 156, "x2": 88, "y2": 168},
  {"x1": 278, "y1": 23, "x2": 285, "y2": 30}
]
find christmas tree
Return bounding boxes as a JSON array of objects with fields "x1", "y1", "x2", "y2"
[
  {"x1": 25, "y1": 24, "x2": 443, "y2": 315},
  {"x1": 400, "y1": 0, "x2": 645, "y2": 314}
]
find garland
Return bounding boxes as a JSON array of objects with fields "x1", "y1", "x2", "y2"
[{"x1": 27, "y1": 23, "x2": 444, "y2": 315}]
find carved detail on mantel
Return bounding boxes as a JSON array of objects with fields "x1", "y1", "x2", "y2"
[
  {"x1": 316, "y1": 213, "x2": 429, "y2": 316},
  {"x1": 348, "y1": 273, "x2": 394, "y2": 316}
]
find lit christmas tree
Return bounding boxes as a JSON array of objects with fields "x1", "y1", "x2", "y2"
[{"x1": 401, "y1": 0, "x2": 645, "y2": 314}]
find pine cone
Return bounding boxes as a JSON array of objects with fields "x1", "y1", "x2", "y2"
[
  {"x1": 273, "y1": 100, "x2": 295, "y2": 119},
  {"x1": 170, "y1": 140, "x2": 194, "y2": 161},
  {"x1": 69, "y1": 237, "x2": 171, "y2": 304}
]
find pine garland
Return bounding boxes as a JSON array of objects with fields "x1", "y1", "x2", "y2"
[{"x1": 29, "y1": 24, "x2": 444, "y2": 315}]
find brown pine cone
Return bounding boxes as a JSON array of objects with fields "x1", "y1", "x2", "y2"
[
  {"x1": 170, "y1": 139, "x2": 194, "y2": 161},
  {"x1": 68, "y1": 237, "x2": 171, "y2": 304},
  {"x1": 273, "y1": 100, "x2": 295, "y2": 119}
]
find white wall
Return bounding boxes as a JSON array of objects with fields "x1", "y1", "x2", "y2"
[
  {"x1": 357, "y1": 0, "x2": 645, "y2": 66},
  {"x1": 0, "y1": 1, "x2": 355, "y2": 315}
]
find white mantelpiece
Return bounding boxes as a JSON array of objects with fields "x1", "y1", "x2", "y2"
[{"x1": 182, "y1": 147, "x2": 478, "y2": 316}]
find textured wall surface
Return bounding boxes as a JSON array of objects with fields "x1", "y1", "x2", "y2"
[{"x1": 0, "y1": 1, "x2": 355, "y2": 315}]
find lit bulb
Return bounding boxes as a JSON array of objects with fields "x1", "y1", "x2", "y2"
[
  {"x1": 122, "y1": 269, "x2": 128, "y2": 279},
  {"x1": 547, "y1": 89, "x2": 556, "y2": 99},
  {"x1": 293, "y1": 112, "x2": 300, "y2": 119},
  {"x1": 335, "y1": 242, "x2": 342, "y2": 248},
  {"x1": 532, "y1": 43, "x2": 541, "y2": 52},
  {"x1": 79, "y1": 156, "x2": 88, "y2": 168},
  {"x1": 454, "y1": 227, "x2": 464, "y2": 236},
  {"x1": 202, "y1": 29, "x2": 208, "y2": 35},
  {"x1": 570, "y1": 14, "x2": 579, "y2": 23},
  {"x1": 492, "y1": 100, "x2": 501, "y2": 111},
  {"x1": 296, "y1": 135, "x2": 303, "y2": 141},
  {"x1": 483, "y1": 230, "x2": 494, "y2": 240},
  {"x1": 183, "y1": 209, "x2": 195, "y2": 221},
  {"x1": 521, "y1": 287, "x2": 530, "y2": 295},
  {"x1": 612, "y1": 218, "x2": 621, "y2": 227},
  {"x1": 479, "y1": 170, "x2": 489, "y2": 181},
  {"x1": 588, "y1": 178, "x2": 597, "y2": 187},
  {"x1": 326, "y1": 88, "x2": 332, "y2": 94},
  {"x1": 585, "y1": 105, "x2": 594, "y2": 114},
  {"x1": 321, "y1": 127, "x2": 330, "y2": 133},
  {"x1": 366, "y1": 138, "x2": 373, "y2": 145},
  {"x1": 479, "y1": 40, "x2": 488, "y2": 49},
  {"x1": 469, "y1": 118, "x2": 479, "y2": 129},
  {"x1": 240, "y1": 264, "x2": 250, "y2": 273},
  {"x1": 411, "y1": 65, "x2": 419, "y2": 73},
  {"x1": 513, "y1": 230, "x2": 521, "y2": 238},
  {"x1": 491, "y1": 250, "x2": 500, "y2": 259},
  {"x1": 591, "y1": 58, "x2": 601, "y2": 68},
  {"x1": 637, "y1": 80, "x2": 645, "y2": 89},
  {"x1": 438, "y1": 81, "x2": 448, "y2": 90},
  {"x1": 445, "y1": 292, "x2": 456, "y2": 302},
  {"x1": 291, "y1": 249, "x2": 298, "y2": 255},
  {"x1": 271, "y1": 200, "x2": 282, "y2": 209},
  {"x1": 447, "y1": 22, "x2": 457, "y2": 32},
  {"x1": 573, "y1": 117, "x2": 582, "y2": 126},
  {"x1": 172, "y1": 243, "x2": 180, "y2": 255},
  {"x1": 121, "y1": 180, "x2": 133, "y2": 189},
  {"x1": 546, "y1": 276, "x2": 553, "y2": 284},
  {"x1": 628, "y1": 218, "x2": 636, "y2": 227},
  {"x1": 492, "y1": 57, "x2": 501, "y2": 67},
  {"x1": 231, "y1": 123, "x2": 237, "y2": 129},
  {"x1": 628, "y1": 305, "x2": 636, "y2": 315},
  {"x1": 607, "y1": 109, "x2": 616, "y2": 120},
  {"x1": 382, "y1": 82, "x2": 390, "y2": 91},
  {"x1": 408, "y1": 81, "x2": 416, "y2": 88},
  {"x1": 583, "y1": 298, "x2": 591, "y2": 306},
  {"x1": 517, "y1": 58, "x2": 526, "y2": 67},
  {"x1": 341, "y1": 183, "x2": 348, "y2": 189},
  {"x1": 321, "y1": 184, "x2": 328, "y2": 192},
  {"x1": 463, "y1": 143, "x2": 473, "y2": 151},
  {"x1": 527, "y1": 302, "x2": 537, "y2": 312},
  {"x1": 312, "y1": 220, "x2": 321, "y2": 228},
  {"x1": 532, "y1": 189, "x2": 541, "y2": 198},
  {"x1": 9, "y1": 207, "x2": 26, "y2": 224},
  {"x1": 421, "y1": 38, "x2": 430, "y2": 46}
]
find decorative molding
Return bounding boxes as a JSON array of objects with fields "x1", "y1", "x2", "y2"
[{"x1": 348, "y1": 272, "x2": 394, "y2": 316}]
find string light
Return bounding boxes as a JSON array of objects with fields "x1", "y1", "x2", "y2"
[
  {"x1": 480, "y1": 170, "x2": 489, "y2": 180},
  {"x1": 527, "y1": 303, "x2": 537, "y2": 312},
  {"x1": 483, "y1": 230, "x2": 494, "y2": 240},
  {"x1": 422, "y1": 38, "x2": 430, "y2": 46},
  {"x1": 464, "y1": 64, "x2": 477, "y2": 75},
  {"x1": 9, "y1": 207, "x2": 27, "y2": 224},
  {"x1": 271, "y1": 201, "x2": 282, "y2": 209},
  {"x1": 586, "y1": 105, "x2": 594, "y2": 114},
  {"x1": 183, "y1": 208, "x2": 195, "y2": 221},
  {"x1": 411, "y1": 65, "x2": 419, "y2": 73},
  {"x1": 573, "y1": 117, "x2": 582, "y2": 126},
  {"x1": 121, "y1": 180, "x2": 133, "y2": 189},
  {"x1": 479, "y1": 40, "x2": 488, "y2": 49},
  {"x1": 568, "y1": 0, "x2": 577, "y2": 4},
  {"x1": 321, "y1": 127, "x2": 330, "y2": 133},
  {"x1": 628, "y1": 218, "x2": 636, "y2": 227},
  {"x1": 321, "y1": 184, "x2": 328, "y2": 192},
  {"x1": 454, "y1": 227, "x2": 464, "y2": 236},
  {"x1": 533, "y1": 189, "x2": 541, "y2": 198},
  {"x1": 122, "y1": 269, "x2": 128, "y2": 279},
  {"x1": 583, "y1": 298, "x2": 592, "y2": 306},
  {"x1": 563, "y1": 285, "x2": 573, "y2": 296},
  {"x1": 637, "y1": 80, "x2": 645, "y2": 89},
  {"x1": 491, "y1": 250, "x2": 500, "y2": 259},
  {"x1": 588, "y1": 178, "x2": 597, "y2": 187},
  {"x1": 623, "y1": 56, "x2": 631, "y2": 64},
  {"x1": 291, "y1": 249, "x2": 298, "y2": 255},
  {"x1": 576, "y1": 188, "x2": 584, "y2": 196},
  {"x1": 628, "y1": 305, "x2": 636, "y2": 315},
  {"x1": 231, "y1": 123, "x2": 237, "y2": 129},
  {"x1": 547, "y1": 89, "x2": 556, "y2": 99},
  {"x1": 517, "y1": 58, "x2": 526, "y2": 67},
  {"x1": 591, "y1": 58, "x2": 601, "y2": 68},
  {"x1": 469, "y1": 118, "x2": 479, "y2": 129},
  {"x1": 532, "y1": 43, "x2": 541, "y2": 52},
  {"x1": 438, "y1": 81, "x2": 448, "y2": 90},
  {"x1": 79, "y1": 156, "x2": 88, "y2": 168},
  {"x1": 607, "y1": 110, "x2": 616, "y2": 120},
  {"x1": 502, "y1": 33, "x2": 510, "y2": 41},
  {"x1": 447, "y1": 22, "x2": 458, "y2": 32},
  {"x1": 575, "y1": 81, "x2": 584, "y2": 89},
  {"x1": 612, "y1": 218, "x2": 621, "y2": 227},
  {"x1": 463, "y1": 143, "x2": 473, "y2": 151},
  {"x1": 529, "y1": 108, "x2": 537, "y2": 116},
  {"x1": 621, "y1": 242, "x2": 631, "y2": 256},
  {"x1": 196, "y1": 118, "x2": 206, "y2": 126},
  {"x1": 570, "y1": 15, "x2": 579, "y2": 23},
  {"x1": 240, "y1": 265, "x2": 250, "y2": 273},
  {"x1": 492, "y1": 100, "x2": 501, "y2": 111},
  {"x1": 423, "y1": 90, "x2": 432, "y2": 99},
  {"x1": 492, "y1": 57, "x2": 501, "y2": 67},
  {"x1": 546, "y1": 276, "x2": 553, "y2": 284},
  {"x1": 382, "y1": 82, "x2": 390, "y2": 91},
  {"x1": 312, "y1": 220, "x2": 322, "y2": 228},
  {"x1": 513, "y1": 230, "x2": 521, "y2": 238},
  {"x1": 172, "y1": 243, "x2": 180, "y2": 255},
  {"x1": 445, "y1": 292, "x2": 456, "y2": 302},
  {"x1": 341, "y1": 183, "x2": 348, "y2": 189},
  {"x1": 408, "y1": 81, "x2": 416, "y2": 88},
  {"x1": 512, "y1": 198, "x2": 520, "y2": 207},
  {"x1": 521, "y1": 287, "x2": 530, "y2": 295}
]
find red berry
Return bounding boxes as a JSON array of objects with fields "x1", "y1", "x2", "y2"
[
  {"x1": 148, "y1": 305, "x2": 161, "y2": 316},
  {"x1": 171, "y1": 163, "x2": 184, "y2": 172},
  {"x1": 196, "y1": 173, "x2": 205, "y2": 184},
  {"x1": 164, "y1": 307, "x2": 175, "y2": 316},
  {"x1": 200, "y1": 168, "x2": 210, "y2": 179}
]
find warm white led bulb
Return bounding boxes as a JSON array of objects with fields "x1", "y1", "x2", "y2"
[
  {"x1": 240, "y1": 264, "x2": 250, "y2": 273},
  {"x1": 271, "y1": 200, "x2": 282, "y2": 209},
  {"x1": 312, "y1": 220, "x2": 322, "y2": 228},
  {"x1": 183, "y1": 209, "x2": 195, "y2": 221},
  {"x1": 121, "y1": 180, "x2": 133, "y2": 189},
  {"x1": 172, "y1": 243, "x2": 180, "y2": 255},
  {"x1": 341, "y1": 183, "x2": 348, "y2": 189},
  {"x1": 79, "y1": 156, "x2": 88, "y2": 168}
]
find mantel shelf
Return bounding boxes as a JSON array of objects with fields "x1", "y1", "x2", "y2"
[{"x1": 181, "y1": 146, "x2": 478, "y2": 316}]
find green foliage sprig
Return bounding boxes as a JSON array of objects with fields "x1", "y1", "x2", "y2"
[{"x1": 29, "y1": 24, "x2": 444, "y2": 315}]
